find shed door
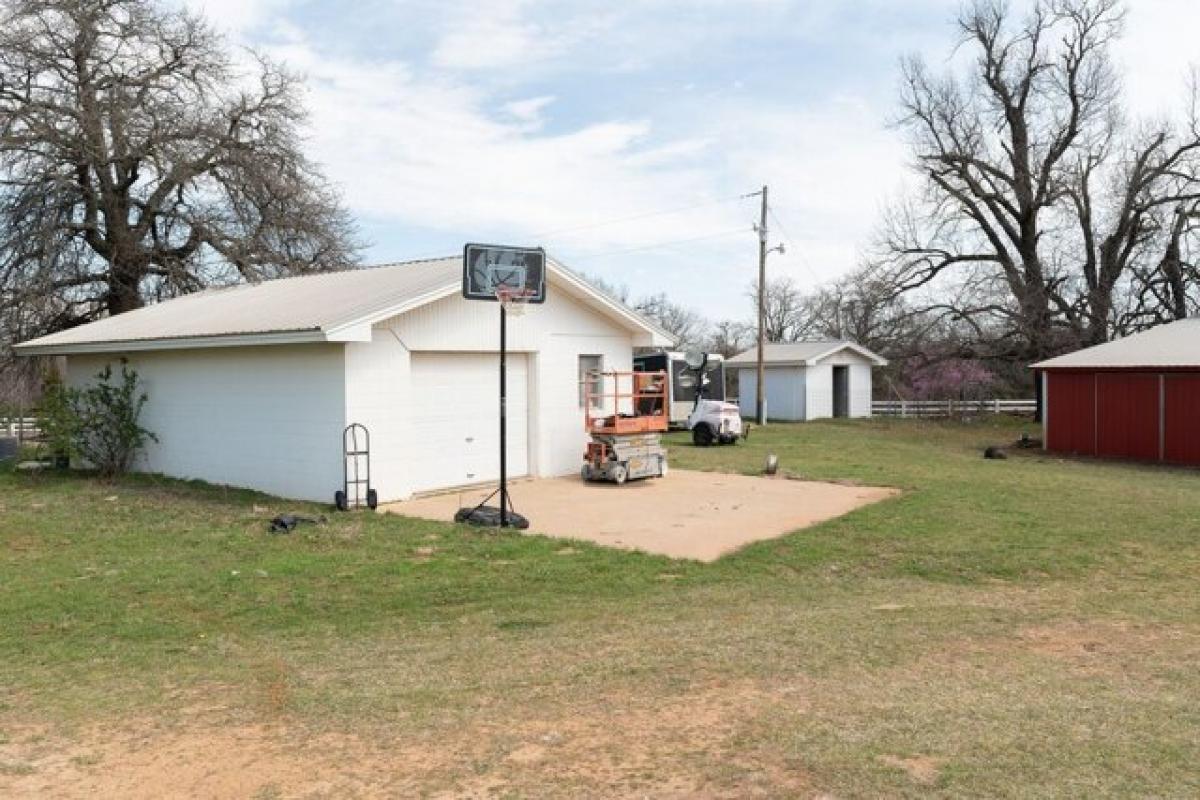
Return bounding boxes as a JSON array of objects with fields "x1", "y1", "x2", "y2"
[
  {"x1": 832, "y1": 366, "x2": 849, "y2": 418},
  {"x1": 1165, "y1": 374, "x2": 1200, "y2": 464},
  {"x1": 1096, "y1": 373, "x2": 1160, "y2": 461},
  {"x1": 1046, "y1": 372, "x2": 1096, "y2": 455},
  {"x1": 408, "y1": 353, "x2": 529, "y2": 494}
]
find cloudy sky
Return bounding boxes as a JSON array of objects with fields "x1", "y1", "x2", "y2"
[{"x1": 191, "y1": 0, "x2": 1198, "y2": 320}]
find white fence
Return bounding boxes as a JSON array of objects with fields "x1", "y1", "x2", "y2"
[
  {"x1": 1, "y1": 417, "x2": 41, "y2": 439},
  {"x1": 872, "y1": 399, "x2": 1036, "y2": 417}
]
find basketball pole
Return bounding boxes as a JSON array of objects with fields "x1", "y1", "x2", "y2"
[{"x1": 499, "y1": 300, "x2": 508, "y2": 528}]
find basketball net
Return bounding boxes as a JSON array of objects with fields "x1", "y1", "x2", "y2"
[{"x1": 495, "y1": 286, "x2": 534, "y2": 316}]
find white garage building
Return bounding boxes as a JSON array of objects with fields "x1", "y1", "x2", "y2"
[
  {"x1": 728, "y1": 342, "x2": 887, "y2": 421},
  {"x1": 16, "y1": 257, "x2": 671, "y2": 502}
]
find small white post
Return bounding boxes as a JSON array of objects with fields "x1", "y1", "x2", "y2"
[{"x1": 900, "y1": 400, "x2": 907, "y2": 418}]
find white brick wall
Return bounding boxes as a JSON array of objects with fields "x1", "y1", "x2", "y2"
[{"x1": 68, "y1": 345, "x2": 345, "y2": 502}]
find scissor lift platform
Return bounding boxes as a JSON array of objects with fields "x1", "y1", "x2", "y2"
[{"x1": 582, "y1": 371, "x2": 669, "y2": 484}]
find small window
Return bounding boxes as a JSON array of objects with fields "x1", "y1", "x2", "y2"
[{"x1": 579, "y1": 355, "x2": 603, "y2": 408}]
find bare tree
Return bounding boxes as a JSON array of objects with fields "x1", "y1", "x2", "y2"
[
  {"x1": 632, "y1": 293, "x2": 709, "y2": 350},
  {"x1": 799, "y1": 267, "x2": 931, "y2": 352},
  {"x1": 580, "y1": 271, "x2": 712, "y2": 350},
  {"x1": 878, "y1": 0, "x2": 1200, "y2": 361},
  {"x1": 747, "y1": 276, "x2": 810, "y2": 342},
  {"x1": 579, "y1": 272, "x2": 632, "y2": 304},
  {"x1": 706, "y1": 319, "x2": 752, "y2": 358},
  {"x1": 0, "y1": 0, "x2": 359, "y2": 368}
]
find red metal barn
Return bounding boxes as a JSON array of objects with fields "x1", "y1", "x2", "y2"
[{"x1": 1033, "y1": 319, "x2": 1200, "y2": 466}]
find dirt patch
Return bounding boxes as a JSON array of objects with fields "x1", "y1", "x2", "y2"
[
  {"x1": 0, "y1": 680, "x2": 811, "y2": 799},
  {"x1": 879, "y1": 754, "x2": 943, "y2": 785},
  {"x1": 908, "y1": 619, "x2": 1197, "y2": 680},
  {"x1": 386, "y1": 469, "x2": 897, "y2": 562},
  {"x1": 1010, "y1": 621, "x2": 1194, "y2": 672},
  {"x1": 0, "y1": 720, "x2": 383, "y2": 799}
]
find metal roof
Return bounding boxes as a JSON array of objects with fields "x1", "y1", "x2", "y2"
[
  {"x1": 1032, "y1": 318, "x2": 1200, "y2": 369},
  {"x1": 16, "y1": 256, "x2": 673, "y2": 354},
  {"x1": 726, "y1": 341, "x2": 888, "y2": 367}
]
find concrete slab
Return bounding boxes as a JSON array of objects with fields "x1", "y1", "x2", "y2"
[{"x1": 384, "y1": 470, "x2": 898, "y2": 562}]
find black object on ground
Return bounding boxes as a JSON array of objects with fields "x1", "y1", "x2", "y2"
[
  {"x1": 455, "y1": 505, "x2": 530, "y2": 530},
  {"x1": 0, "y1": 437, "x2": 17, "y2": 461},
  {"x1": 335, "y1": 487, "x2": 377, "y2": 512},
  {"x1": 269, "y1": 514, "x2": 326, "y2": 534},
  {"x1": 983, "y1": 446, "x2": 1008, "y2": 460}
]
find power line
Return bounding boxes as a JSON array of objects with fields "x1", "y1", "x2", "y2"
[
  {"x1": 767, "y1": 206, "x2": 794, "y2": 243},
  {"x1": 532, "y1": 195, "x2": 750, "y2": 239},
  {"x1": 567, "y1": 227, "x2": 752, "y2": 261},
  {"x1": 767, "y1": 205, "x2": 822, "y2": 282}
]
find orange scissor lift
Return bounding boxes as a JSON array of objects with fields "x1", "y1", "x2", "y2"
[{"x1": 581, "y1": 370, "x2": 669, "y2": 484}]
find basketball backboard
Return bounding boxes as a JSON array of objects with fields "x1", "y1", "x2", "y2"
[{"x1": 462, "y1": 244, "x2": 547, "y2": 303}]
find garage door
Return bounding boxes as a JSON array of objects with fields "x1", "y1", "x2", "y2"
[{"x1": 408, "y1": 353, "x2": 529, "y2": 494}]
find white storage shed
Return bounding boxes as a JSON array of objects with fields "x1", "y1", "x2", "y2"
[
  {"x1": 727, "y1": 341, "x2": 887, "y2": 421},
  {"x1": 16, "y1": 257, "x2": 671, "y2": 503}
]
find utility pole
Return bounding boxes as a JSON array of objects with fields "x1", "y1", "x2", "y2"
[
  {"x1": 747, "y1": 185, "x2": 784, "y2": 426},
  {"x1": 756, "y1": 185, "x2": 769, "y2": 426}
]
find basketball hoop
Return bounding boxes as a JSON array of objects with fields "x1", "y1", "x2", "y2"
[
  {"x1": 458, "y1": 243, "x2": 546, "y2": 530},
  {"x1": 495, "y1": 286, "x2": 535, "y2": 316}
]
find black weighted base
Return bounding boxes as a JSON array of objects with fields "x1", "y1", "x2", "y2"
[{"x1": 454, "y1": 505, "x2": 530, "y2": 529}]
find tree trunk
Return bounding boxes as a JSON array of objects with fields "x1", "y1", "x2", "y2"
[
  {"x1": 1161, "y1": 213, "x2": 1190, "y2": 320},
  {"x1": 106, "y1": 266, "x2": 145, "y2": 316}
]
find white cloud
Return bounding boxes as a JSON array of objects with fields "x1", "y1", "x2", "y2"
[
  {"x1": 185, "y1": 0, "x2": 292, "y2": 34},
  {"x1": 711, "y1": 96, "x2": 909, "y2": 288},
  {"x1": 431, "y1": 2, "x2": 560, "y2": 71},
  {"x1": 1114, "y1": 0, "x2": 1199, "y2": 119},
  {"x1": 269, "y1": 40, "x2": 724, "y2": 249},
  {"x1": 502, "y1": 95, "x2": 556, "y2": 126}
]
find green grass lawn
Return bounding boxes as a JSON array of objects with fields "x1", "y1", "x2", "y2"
[{"x1": 2, "y1": 418, "x2": 1199, "y2": 798}]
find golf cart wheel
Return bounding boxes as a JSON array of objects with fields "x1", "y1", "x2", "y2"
[
  {"x1": 692, "y1": 424, "x2": 714, "y2": 447},
  {"x1": 367, "y1": 489, "x2": 378, "y2": 510},
  {"x1": 581, "y1": 464, "x2": 593, "y2": 482},
  {"x1": 334, "y1": 490, "x2": 348, "y2": 512},
  {"x1": 612, "y1": 464, "x2": 628, "y2": 485}
]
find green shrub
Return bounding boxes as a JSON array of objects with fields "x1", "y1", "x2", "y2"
[
  {"x1": 37, "y1": 370, "x2": 76, "y2": 463},
  {"x1": 40, "y1": 361, "x2": 157, "y2": 477}
]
